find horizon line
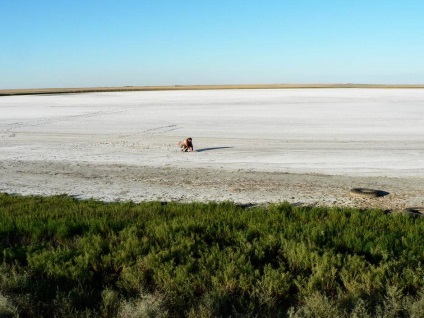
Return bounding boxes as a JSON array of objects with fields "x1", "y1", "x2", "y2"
[{"x1": 2, "y1": 83, "x2": 424, "y2": 96}]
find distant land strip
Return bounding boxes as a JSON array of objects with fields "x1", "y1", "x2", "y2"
[{"x1": 1, "y1": 84, "x2": 424, "y2": 96}]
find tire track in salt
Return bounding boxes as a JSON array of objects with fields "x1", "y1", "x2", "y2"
[
  {"x1": 0, "y1": 108, "x2": 130, "y2": 137},
  {"x1": 142, "y1": 124, "x2": 179, "y2": 135}
]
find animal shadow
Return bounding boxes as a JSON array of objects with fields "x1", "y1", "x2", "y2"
[{"x1": 196, "y1": 146, "x2": 233, "y2": 153}]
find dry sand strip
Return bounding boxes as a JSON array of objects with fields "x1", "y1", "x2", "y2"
[
  {"x1": 1, "y1": 160, "x2": 423, "y2": 211},
  {"x1": 2, "y1": 83, "x2": 424, "y2": 96}
]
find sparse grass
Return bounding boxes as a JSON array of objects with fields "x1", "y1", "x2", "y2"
[{"x1": 1, "y1": 193, "x2": 424, "y2": 317}]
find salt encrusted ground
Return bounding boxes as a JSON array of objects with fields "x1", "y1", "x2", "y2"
[{"x1": 1, "y1": 89, "x2": 423, "y2": 210}]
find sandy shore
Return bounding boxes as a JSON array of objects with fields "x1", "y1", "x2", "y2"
[
  {"x1": 1, "y1": 89, "x2": 423, "y2": 210},
  {"x1": 2, "y1": 160, "x2": 423, "y2": 211}
]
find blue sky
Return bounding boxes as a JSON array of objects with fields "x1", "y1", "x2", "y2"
[{"x1": 1, "y1": 0, "x2": 424, "y2": 88}]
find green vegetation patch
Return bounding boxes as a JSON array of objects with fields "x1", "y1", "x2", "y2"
[{"x1": 1, "y1": 193, "x2": 424, "y2": 317}]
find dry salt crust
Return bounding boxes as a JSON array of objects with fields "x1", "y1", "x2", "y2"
[{"x1": 1, "y1": 88, "x2": 423, "y2": 211}]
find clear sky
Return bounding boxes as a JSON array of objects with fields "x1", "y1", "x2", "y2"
[{"x1": 1, "y1": 0, "x2": 424, "y2": 89}]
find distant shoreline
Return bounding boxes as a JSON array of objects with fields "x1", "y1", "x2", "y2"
[{"x1": 1, "y1": 83, "x2": 424, "y2": 96}]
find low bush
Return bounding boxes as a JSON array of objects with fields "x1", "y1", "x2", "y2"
[{"x1": 1, "y1": 193, "x2": 424, "y2": 317}]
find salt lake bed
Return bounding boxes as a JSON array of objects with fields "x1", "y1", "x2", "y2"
[{"x1": 1, "y1": 88, "x2": 423, "y2": 210}]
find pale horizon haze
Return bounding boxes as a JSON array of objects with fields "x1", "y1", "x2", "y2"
[{"x1": 1, "y1": 0, "x2": 424, "y2": 89}]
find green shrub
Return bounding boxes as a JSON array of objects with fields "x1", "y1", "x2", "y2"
[
  {"x1": 0, "y1": 293, "x2": 18, "y2": 318},
  {"x1": 1, "y1": 193, "x2": 424, "y2": 317},
  {"x1": 118, "y1": 290, "x2": 167, "y2": 318}
]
